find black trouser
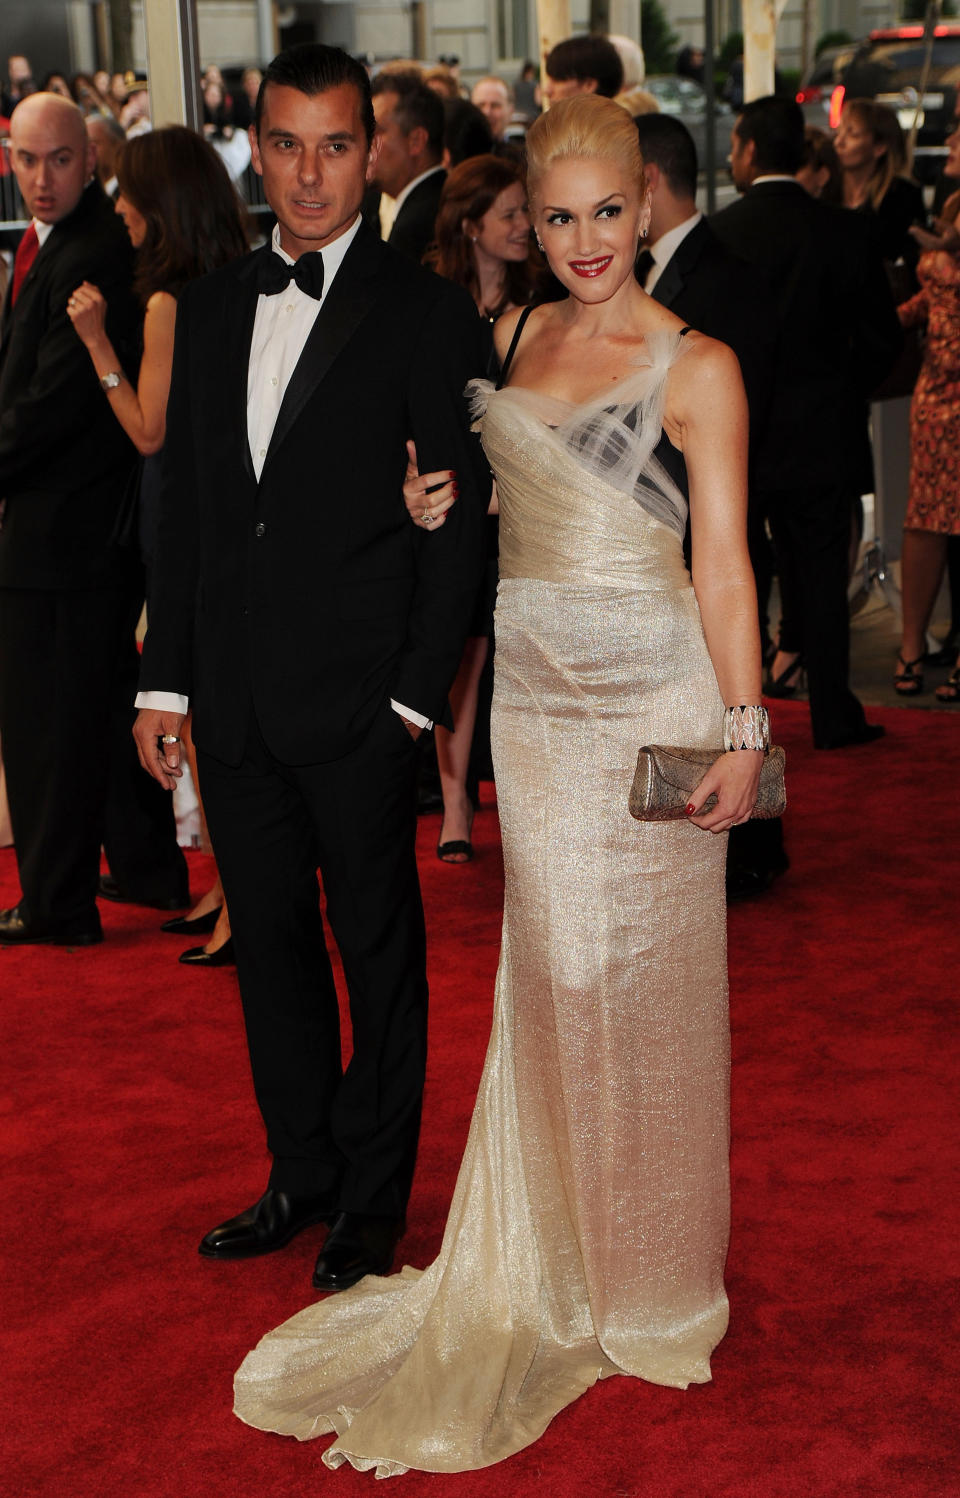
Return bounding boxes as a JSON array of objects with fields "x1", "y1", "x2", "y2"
[
  {"x1": 0, "y1": 584, "x2": 180, "y2": 933},
  {"x1": 197, "y1": 701, "x2": 427, "y2": 1217},
  {"x1": 765, "y1": 483, "x2": 868, "y2": 748}
]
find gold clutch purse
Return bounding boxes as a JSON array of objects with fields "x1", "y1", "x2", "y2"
[{"x1": 629, "y1": 745, "x2": 787, "y2": 822}]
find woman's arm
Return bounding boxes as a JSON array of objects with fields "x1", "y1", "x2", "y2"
[
  {"x1": 67, "y1": 285, "x2": 177, "y2": 455},
  {"x1": 668, "y1": 337, "x2": 765, "y2": 832}
]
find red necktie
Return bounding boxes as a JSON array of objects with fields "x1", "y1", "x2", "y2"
[{"x1": 11, "y1": 223, "x2": 40, "y2": 305}]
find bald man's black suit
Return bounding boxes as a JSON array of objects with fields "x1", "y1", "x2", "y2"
[
  {"x1": 0, "y1": 183, "x2": 186, "y2": 942},
  {"x1": 140, "y1": 222, "x2": 488, "y2": 1217}
]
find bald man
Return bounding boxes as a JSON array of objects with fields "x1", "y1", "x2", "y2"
[{"x1": 0, "y1": 94, "x2": 186, "y2": 946}]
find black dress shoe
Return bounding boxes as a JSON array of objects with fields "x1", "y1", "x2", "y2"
[
  {"x1": 161, "y1": 905, "x2": 222, "y2": 936},
  {"x1": 98, "y1": 874, "x2": 189, "y2": 911},
  {"x1": 312, "y1": 1212, "x2": 404, "y2": 1292},
  {"x1": 0, "y1": 904, "x2": 103, "y2": 947},
  {"x1": 817, "y1": 724, "x2": 885, "y2": 751},
  {"x1": 179, "y1": 937, "x2": 235, "y2": 966},
  {"x1": 199, "y1": 1188, "x2": 336, "y2": 1259}
]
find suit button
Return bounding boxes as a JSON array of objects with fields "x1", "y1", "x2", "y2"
[{"x1": 254, "y1": 522, "x2": 266, "y2": 537}]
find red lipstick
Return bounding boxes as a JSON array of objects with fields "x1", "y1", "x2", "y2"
[{"x1": 569, "y1": 255, "x2": 613, "y2": 278}]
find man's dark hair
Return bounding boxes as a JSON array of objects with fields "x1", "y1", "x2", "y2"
[
  {"x1": 734, "y1": 95, "x2": 804, "y2": 176},
  {"x1": 255, "y1": 43, "x2": 375, "y2": 144},
  {"x1": 442, "y1": 97, "x2": 493, "y2": 167},
  {"x1": 634, "y1": 113, "x2": 698, "y2": 199},
  {"x1": 371, "y1": 72, "x2": 445, "y2": 159},
  {"x1": 545, "y1": 36, "x2": 623, "y2": 99}
]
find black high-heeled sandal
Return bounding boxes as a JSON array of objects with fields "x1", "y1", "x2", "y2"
[
  {"x1": 893, "y1": 654, "x2": 925, "y2": 695},
  {"x1": 765, "y1": 654, "x2": 805, "y2": 699},
  {"x1": 935, "y1": 667, "x2": 960, "y2": 704}
]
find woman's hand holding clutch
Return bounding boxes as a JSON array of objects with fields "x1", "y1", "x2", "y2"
[{"x1": 686, "y1": 750, "x2": 765, "y2": 834}]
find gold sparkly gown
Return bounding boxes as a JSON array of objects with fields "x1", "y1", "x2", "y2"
[{"x1": 234, "y1": 330, "x2": 730, "y2": 1476}]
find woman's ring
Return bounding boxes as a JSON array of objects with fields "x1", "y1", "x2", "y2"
[
  {"x1": 421, "y1": 510, "x2": 434, "y2": 525},
  {"x1": 161, "y1": 734, "x2": 181, "y2": 745}
]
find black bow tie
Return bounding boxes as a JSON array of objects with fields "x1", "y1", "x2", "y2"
[{"x1": 257, "y1": 249, "x2": 325, "y2": 300}]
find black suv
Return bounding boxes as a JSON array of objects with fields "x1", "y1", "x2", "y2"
[{"x1": 797, "y1": 24, "x2": 960, "y2": 183}]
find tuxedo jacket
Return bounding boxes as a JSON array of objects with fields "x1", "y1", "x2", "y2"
[
  {"x1": 140, "y1": 223, "x2": 489, "y2": 768},
  {"x1": 0, "y1": 183, "x2": 139, "y2": 589},
  {"x1": 710, "y1": 181, "x2": 902, "y2": 491},
  {"x1": 647, "y1": 217, "x2": 775, "y2": 456},
  {"x1": 388, "y1": 170, "x2": 446, "y2": 264}
]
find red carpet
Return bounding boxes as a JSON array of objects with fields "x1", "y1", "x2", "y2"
[{"x1": 2, "y1": 700, "x2": 957, "y2": 1497}]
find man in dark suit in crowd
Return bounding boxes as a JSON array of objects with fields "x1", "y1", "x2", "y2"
[
  {"x1": 86, "y1": 111, "x2": 126, "y2": 199},
  {"x1": 0, "y1": 93, "x2": 187, "y2": 947},
  {"x1": 369, "y1": 74, "x2": 446, "y2": 263},
  {"x1": 133, "y1": 45, "x2": 487, "y2": 1290},
  {"x1": 711, "y1": 96, "x2": 901, "y2": 750},
  {"x1": 634, "y1": 112, "x2": 786, "y2": 899}
]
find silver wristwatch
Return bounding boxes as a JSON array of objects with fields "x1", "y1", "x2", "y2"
[{"x1": 99, "y1": 371, "x2": 123, "y2": 390}]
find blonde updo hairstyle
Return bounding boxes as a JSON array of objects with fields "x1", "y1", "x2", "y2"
[{"x1": 525, "y1": 94, "x2": 647, "y2": 213}]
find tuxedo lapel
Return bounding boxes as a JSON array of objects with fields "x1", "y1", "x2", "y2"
[
  {"x1": 226, "y1": 250, "x2": 263, "y2": 484},
  {"x1": 651, "y1": 220, "x2": 709, "y2": 310},
  {"x1": 262, "y1": 226, "x2": 385, "y2": 476},
  {"x1": 651, "y1": 254, "x2": 683, "y2": 309}
]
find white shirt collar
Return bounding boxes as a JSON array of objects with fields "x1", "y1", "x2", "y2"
[
  {"x1": 649, "y1": 210, "x2": 702, "y2": 269},
  {"x1": 752, "y1": 175, "x2": 801, "y2": 186},
  {"x1": 392, "y1": 164, "x2": 445, "y2": 218},
  {"x1": 270, "y1": 212, "x2": 363, "y2": 280}
]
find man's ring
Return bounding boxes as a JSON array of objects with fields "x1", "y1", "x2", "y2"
[{"x1": 161, "y1": 734, "x2": 181, "y2": 745}]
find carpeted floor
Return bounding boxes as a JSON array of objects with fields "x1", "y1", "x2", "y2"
[{"x1": 1, "y1": 698, "x2": 956, "y2": 1497}]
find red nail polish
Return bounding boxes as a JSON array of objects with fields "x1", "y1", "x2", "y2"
[{"x1": 685, "y1": 804, "x2": 695, "y2": 815}]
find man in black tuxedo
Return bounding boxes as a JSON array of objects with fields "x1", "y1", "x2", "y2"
[
  {"x1": 711, "y1": 96, "x2": 900, "y2": 750},
  {"x1": 369, "y1": 74, "x2": 446, "y2": 262},
  {"x1": 634, "y1": 112, "x2": 786, "y2": 899},
  {"x1": 134, "y1": 46, "x2": 487, "y2": 1290},
  {"x1": 0, "y1": 93, "x2": 186, "y2": 947}
]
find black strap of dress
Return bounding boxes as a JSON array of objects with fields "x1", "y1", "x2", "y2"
[
  {"x1": 496, "y1": 310, "x2": 692, "y2": 391},
  {"x1": 495, "y1": 304, "x2": 535, "y2": 390}
]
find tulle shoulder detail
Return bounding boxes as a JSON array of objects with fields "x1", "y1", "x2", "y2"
[
  {"x1": 466, "y1": 328, "x2": 692, "y2": 538},
  {"x1": 465, "y1": 377, "x2": 497, "y2": 432}
]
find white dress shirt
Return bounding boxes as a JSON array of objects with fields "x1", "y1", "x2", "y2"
[
  {"x1": 137, "y1": 217, "x2": 431, "y2": 730},
  {"x1": 644, "y1": 210, "x2": 702, "y2": 294}
]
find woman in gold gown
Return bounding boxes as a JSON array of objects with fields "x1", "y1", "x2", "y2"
[{"x1": 234, "y1": 95, "x2": 765, "y2": 1476}]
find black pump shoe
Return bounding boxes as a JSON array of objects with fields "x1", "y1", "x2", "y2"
[
  {"x1": 179, "y1": 937, "x2": 235, "y2": 966},
  {"x1": 161, "y1": 905, "x2": 222, "y2": 936}
]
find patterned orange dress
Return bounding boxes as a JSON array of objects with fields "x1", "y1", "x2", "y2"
[{"x1": 900, "y1": 248, "x2": 960, "y2": 533}]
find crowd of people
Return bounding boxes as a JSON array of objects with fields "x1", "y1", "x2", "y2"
[{"x1": 1, "y1": 27, "x2": 958, "y2": 1480}]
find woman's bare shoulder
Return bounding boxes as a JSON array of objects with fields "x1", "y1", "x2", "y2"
[
  {"x1": 144, "y1": 288, "x2": 178, "y2": 322},
  {"x1": 672, "y1": 330, "x2": 743, "y2": 394},
  {"x1": 492, "y1": 300, "x2": 559, "y2": 362}
]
